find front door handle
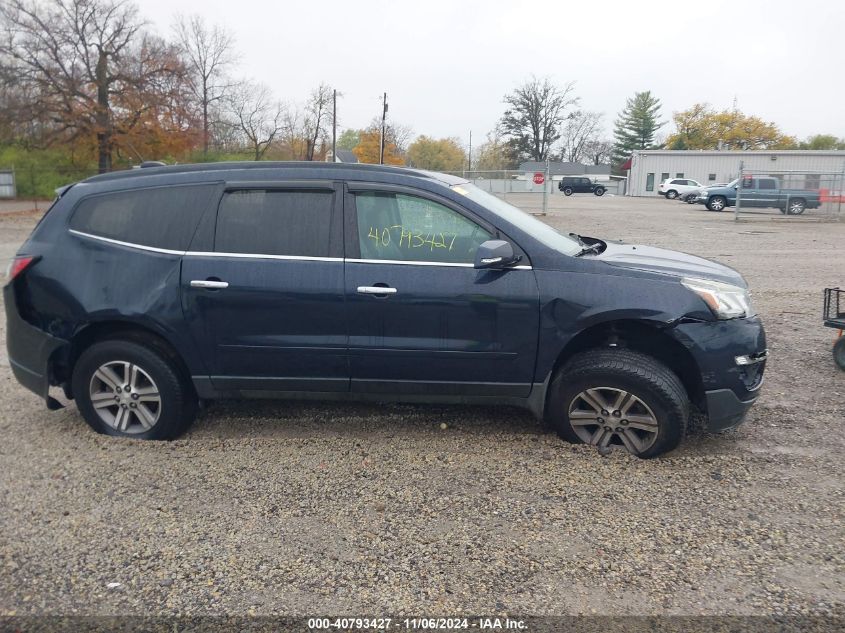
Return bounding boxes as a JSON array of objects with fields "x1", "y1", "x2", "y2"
[
  {"x1": 191, "y1": 279, "x2": 229, "y2": 289},
  {"x1": 357, "y1": 285, "x2": 397, "y2": 296}
]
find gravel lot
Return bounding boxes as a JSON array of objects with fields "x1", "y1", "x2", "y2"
[{"x1": 0, "y1": 195, "x2": 843, "y2": 619}]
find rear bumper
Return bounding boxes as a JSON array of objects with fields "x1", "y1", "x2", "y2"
[{"x1": 4, "y1": 284, "x2": 66, "y2": 400}]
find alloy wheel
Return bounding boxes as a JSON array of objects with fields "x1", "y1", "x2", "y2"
[
  {"x1": 89, "y1": 361, "x2": 162, "y2": 434},
  {"x1": 568, "y1": 387, "x2": 659, "y2": 454}
]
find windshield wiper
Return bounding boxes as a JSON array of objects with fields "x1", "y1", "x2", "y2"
[
  {"x1": 574, "y1": 243, "x2": 603, "y2": 257},
  {"x1": 569, "y1": 233, "x2": 603, "y2": 257}
]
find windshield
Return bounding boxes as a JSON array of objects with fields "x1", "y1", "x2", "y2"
[
  {"x1": 726, "y1": 179, "x2": 738, "y2": 188},
  {"x1": 451, "y1": 184, "x2": 581, "y2": 256}
]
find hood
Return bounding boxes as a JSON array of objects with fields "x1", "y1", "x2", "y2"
[{"x1": 595, "y1": 241, "x2": 746, "y2": 286}]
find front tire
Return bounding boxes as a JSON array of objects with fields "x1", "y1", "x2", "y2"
[
  {"x1": 546, "y1": 349, "x2": 689, "y2": 458},
  {"x1": 563, "y1": 187, "x2": 573, "y2": 196},
  {"x1": 594, "y1": 187, "x2": 606, "y2": 196},
  {"x1": 707, "y1": 196, "x2": 727, "y2": 211},
  {"x1": 666, "y1": 190, "x2": 678, "y2": 199},
  {"x1": 72, "y1": 339, "x2": 197, "y2": 439}
]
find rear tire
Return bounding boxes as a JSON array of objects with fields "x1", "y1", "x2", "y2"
[
  {"x1": 546, "y1": 349, "x2": 689, "y2": 458},
  {"x1": 834, "y1": 337, "x2": 845, "y2": 371},
  {"x1": 563, "y1": 187, "x2": 573, "y2": 196},
  {"x1": 71, "y1": 339, "x2": 197, "y2": 440},
  {"x1": 786, "y1": 198, "x2": 806, "y2": 215},
  {"x1": 666, "y1": 190, "x2": 678, "y2": 199}
]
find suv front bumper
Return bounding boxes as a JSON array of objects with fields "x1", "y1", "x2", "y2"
[{"x1": 669, "y1": 315, "x2": 767, "y2": 432}]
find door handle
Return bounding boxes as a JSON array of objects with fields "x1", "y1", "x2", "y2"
[
  {"x1": 191, "y1": 279, "x2": 229, "y2": 289},
  {"x1": 357, "y1": 285, "x2": 397, "y2": 296}
]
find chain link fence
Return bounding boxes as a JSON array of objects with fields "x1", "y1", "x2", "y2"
[
  {"x1": 440, "y1": 170, "x2": 625, "y2": 215},
  {"x1": 733, "y1": 163, "x2": 844, "y2": 220}
]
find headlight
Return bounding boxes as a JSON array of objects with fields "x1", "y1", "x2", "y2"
[{"x1": 681, "y1": 277, "x2": 754, "y2": 319}]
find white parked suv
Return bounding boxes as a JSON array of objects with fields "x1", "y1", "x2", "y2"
[{"x1": 658, "y1": 178, "x2": 703, "y2": 199}]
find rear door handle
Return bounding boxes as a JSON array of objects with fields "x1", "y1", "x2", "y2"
[
  {"x1": 357, "y1": 285, "x2": 397, "y2": 296},
  {"x1": 191, "y1": 280, "x2": 229, "y2": 289}
]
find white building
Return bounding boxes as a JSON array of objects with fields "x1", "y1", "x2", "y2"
[{"x1": 627, "y1": 150, "x2": 845, "y2": 196}]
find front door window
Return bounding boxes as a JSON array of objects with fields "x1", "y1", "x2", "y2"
[{"x1": 354, "y1": 192, "x2": 492, "y2": 264}]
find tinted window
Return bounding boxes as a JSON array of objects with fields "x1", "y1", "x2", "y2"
[
  {"x1": 70, "y1": 184, "x2": 214, "y2": 251},
  {"x1": 355, "y1": 192, "x2": 491, "y2": 264},
  {"x1": 671, "y1": 179, "x2": 685, "y2": 185},
  {"x1": 215, "y1": 189, "x2": 334, "y2": 257},
  {"x1": 758, "y1": 179, "x2": 777, "y2": 190}
]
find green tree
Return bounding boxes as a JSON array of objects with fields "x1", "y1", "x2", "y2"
[
  {"x1": 665, "y1": 104, "x2": 796, "y2": 150},
  {"x1": 799, "y1": 134, "x2": 845, "y2": 150},
  {"x1": 406, "y1": 136, "x2": 465, "y2": 171},
  {"x1": 499, "y1": 76, "x2": 577, "y2": 162},
  {"x1": 612, "y1": 91, "x2": 664, "y2": 167},
  {"x1": 337, "y1": 129, "x2": 360, "y2": 150}
]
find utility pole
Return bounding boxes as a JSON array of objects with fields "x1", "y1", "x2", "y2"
[
  {"x1": 331, "y1": 89, "x2": 337, "y2": 163},
  {"x1": 379, "y1": 92, "x2": 388, "y2": 165},
  {"x1": 467, "y1": 130, "x2": 472, "y2": 175}
]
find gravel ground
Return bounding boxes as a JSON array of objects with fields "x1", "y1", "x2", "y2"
[{"x1": 0, "y1": 196, "x2": 843, "y2": 618}]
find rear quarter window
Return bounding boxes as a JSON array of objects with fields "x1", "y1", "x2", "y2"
[{"x1": 70, "y1": 184, "x2": 215, "y2": 251}]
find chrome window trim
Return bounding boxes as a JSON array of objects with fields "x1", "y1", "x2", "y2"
[
  {"x1": 69, "y1": 229, "x2": 185, "y2": 255},
  {"x1": 187, "y1": 251, "x2": 343, "y2": 263},
  {"x1": 68, "y1": 230, "x2": 532, "y2": 269}
]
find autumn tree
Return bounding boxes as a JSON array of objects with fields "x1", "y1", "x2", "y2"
[
  {"x1": 353, "y1": 127, "x2": 403, "y2": 165},
  {"x1": 0, "y1": 0, "x2": 187, "y2": 172},
  {"x1": 173, "y1": 14, "x2": 236, "y2": 155},
  {"x1": 612, "y1": 91, "x2": 664, "y2": 166},
  {"x1": 499, "y1": 76, "x2": 577, "y2": 162},
  {"x1": 474, "y1": 131, "x2": 518, "y2": 171},
  {"x1": 406, "y1": 136, "x2": 465, "y2": 171},
  {"x1": 560, "y1": 111, "x2": 603, "y2": 163},
  {"x1": 665, "y1": 104, "x2": 796, "y2": 150},
  {"x1": 227, "y1": 81, "x2": 284, "y2": 160}
]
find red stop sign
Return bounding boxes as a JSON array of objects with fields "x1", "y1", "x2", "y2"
[{"x1": 533, "y1": 172, "x2": 545, "y2": 185}]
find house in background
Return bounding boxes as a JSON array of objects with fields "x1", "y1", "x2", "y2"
[{"x1": 325, "y1": 149, "x2": 359, "y2": 164}]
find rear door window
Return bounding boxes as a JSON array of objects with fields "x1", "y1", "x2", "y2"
[
  {"x1": 70, "y1": 184, "x2": 215, "y2": 251},
  {"x1": 354, "y1": 192, "x2": 492, "y2": 264},
  {"x1": 215, "y1": 189, "x2": 336, "y2": 257}
]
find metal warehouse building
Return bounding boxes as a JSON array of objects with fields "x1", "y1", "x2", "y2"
[{"x1": 627, "y1": 150, "x2": 845, "y2": 196}]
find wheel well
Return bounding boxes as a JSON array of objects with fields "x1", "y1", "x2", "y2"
[
  {"x1": 548, "y1": 320, "x2": 705, "y2": 410},
  {"x1": 51, "y1": 322, "x2": 193, "y2": 399}
]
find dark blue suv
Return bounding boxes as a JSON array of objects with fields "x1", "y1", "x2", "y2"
[{"x1": 4, "y1": 162, "x2": 767, "y2": 457}]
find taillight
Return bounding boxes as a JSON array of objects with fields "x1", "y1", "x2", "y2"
[{"x1": 7, "y1": 255, "x2": 39, "y2": 280}]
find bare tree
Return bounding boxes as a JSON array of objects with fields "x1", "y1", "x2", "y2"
[
  {"x1": 560, "y1": 111, "x2": 603, "y2": 163},
  {"x1": 0, "y1": 0, "x2": 183, "y2": 172},
  {"x1": 581, "y1": 138, "x2": 614, "y2": 165},
  {"x1": 173, "y1": 14, "x2": 235, "y2": 154},
  {"x1": 302, "y1": 83, "x2": 332, "y2": 160},
  {"x1": 499, "y1": 76, "x2": 578, "y2": 161},
  {"x1": 227, "y1": 82, "x2": 284, "y2": 160}
]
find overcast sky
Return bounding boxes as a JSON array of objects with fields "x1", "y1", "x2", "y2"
[{"x1": 137, "y1": 0, "x2": 844, "y2": 146}]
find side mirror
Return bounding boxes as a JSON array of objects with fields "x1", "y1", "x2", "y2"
[{"x1": 474, "y1": 239, "x2": 517, "y2": 269}]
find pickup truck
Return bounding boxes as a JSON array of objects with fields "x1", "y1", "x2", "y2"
[{"x1": 696, "y1": 176, "x2": 821, "y2": 215}]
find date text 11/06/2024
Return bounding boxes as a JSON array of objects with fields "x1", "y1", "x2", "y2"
[{"x1": 308, "y1": 617, "x2": 528, "y2": 630}]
